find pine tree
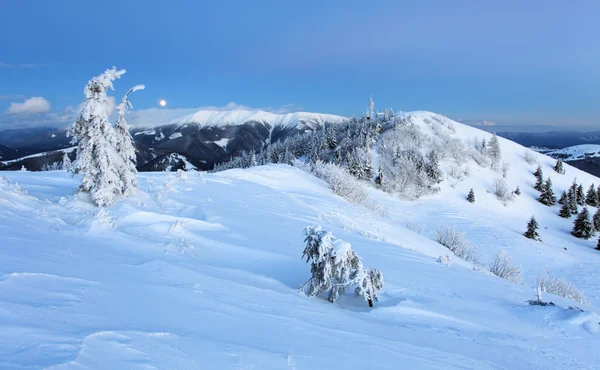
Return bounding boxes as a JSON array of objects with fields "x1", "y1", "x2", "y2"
[
  {"x1": 488, "y1": 133, "x2": 501, "y2": 168},
  {"x1": 425, "y1": 150, "x2": 442, "y2": 183},
  {"x1": 533, "y1": 166, "x2": 544, "y2": 191},
  {"x1": 572, "y1": 207, "x2": 594, "y2": 239},
  {"x1": 68, "y1": 67, "x2": 126, "y2": 207},
  {"x1": 558, "y1": 191, "x2": 568, "y2": 205},
  {"x1": 374, "y1": 167, "x2": 384, "y2": 187},
  {"x1": 576, "y1": 184, "x2": 585, "y2": 206},
  {"x1": 524, "y1": 216, "x2": 542, "y2": 242},
  {"x1": 559, "y1": 199, "x2": 572, "y2": 218},
  {"x1": 114, "y1": 84, "x2": 144, "y2": 195},
  {"x1": 569, "y1": 190, "x2": 579, "y2": 215},
  {"x1": 593, "y1": 208, "x2": 600, "y2": 232},
  {"x1": 62, "y1": 152, "x2": 72, "y2": 172},
  {"x1": 514, "y1": 186, "x2": 521, "y2": 196},
  {"x1": 467, "y1": 188, "x2": 475, "y2": 203},
  {"x1": 538, "y1": 178, "x2": 556, "y2": 206},
  {"x1": 553, "y1": 159, "x2": 565, "y2": 174},
  {"x1": 585, "y1": 184, "x2": 598, "y2": 207}
]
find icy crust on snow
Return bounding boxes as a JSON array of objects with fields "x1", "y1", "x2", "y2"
[
  {"x1": 169, "y1": 109, "x2": 346, "y2": 129},
  {"x1": 547, "y1": 144, "x2": 600, "y2": 161}
]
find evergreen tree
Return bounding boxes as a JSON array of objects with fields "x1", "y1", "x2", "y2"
[
  {"x1": 576, "y1": 184, "x2": 585, "y2": 206},
  {"x1": 480, "y1": 137, "x2": 487, "y2": 153},
  {"x1": 488, "y1": 133, "x2": 501, "y2": 168},
  {"x1": 374, "y1": 167, "x2": 384, "y2": 187},
  {"x1": 559, "y1": 199, "x2": 572, "y2": 218},
  {"x1": 585, "y1": 184, "x2": 598, "y2": 207},
  {"x1": 425, "y1": 150, "x2": 442, "y2": 183},
  {"x1": 533, "y1": 166, "x2": 544, "y2": 191},
  {"x1": 553, "y1": 159, "x2": 565, "y2": 174},
  {"x1": 250, "y1": 152, "x2": 258, "y2": 167},
  {"x1": 514, "y1": 186, "x2": 521, "y2": 196},
  {"x1": 597, "y1": 237, "x2": 600, "y2": 251},
  {"x1": 572, "y1": 207, "x2": 594, "y2": 239},
  {"x1": 524, "y1": 216, "x2": 542, "y2": 242},
  {"x1": 62, "y1": 152, "x2": 72, "y2": 172},
  {"x1": 593, "y1": 208, "x2": 600, "y2": 232},
  {"x1": 467, "y1": 188, "x2": 475, "y2": 203},
  {"x1": 569, "y1": 190, "x2": 579, "y2": 215},
  {"x1": 114, "y1": 84, "x2": 144, "y2": 195},
  {"x1": 538, "y1": 178, "x2": 556, "y2": 206},
  {"x1": 558, "y1": 191, "x2": 568, "y2": 206},
  {"x1": 68, "y1": 67, "x2": 126, "y2": 207}
]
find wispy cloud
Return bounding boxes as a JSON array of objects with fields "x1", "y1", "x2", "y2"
[
  {"x1": 0, "y1": 95, "x2": 27, "y2": 100},
  {"x1": 0, "y1": 62, "x2": 47, "y2": 69},
  {"x1": 5, "y1": 97, "x2": 51, "y2": 115}
]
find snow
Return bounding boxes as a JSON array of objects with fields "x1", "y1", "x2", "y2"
[
  {"x1": 547, "y1": 144, "x2": 600, "y2": 161},
  {"x1": 168, "y1": 132, "x2": 183, "y2": 140},
  {"x1": 1, "y1": 111, "x2": 600, "y2": 368},
  {"x1": 134, "y1": 129, "x2": 156, "y2": 136},
  {"x1": 1, "y1": 146, "x2": 76, "y2": 165},
  {"x1": 212, "y1": 137, "x2": 230, "y2": 149},
  {"x1": 169, "y1": 109, "x2": 346, "y2": 129}
]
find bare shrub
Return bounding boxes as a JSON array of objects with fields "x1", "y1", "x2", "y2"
[
  {"x1": 536, "y1": 271, "x2": 588, "y2": 305},
  {"x1": 523, "y1": 150, "x2": 538, "y2": 165},
  {"x1": 433, "y1": 224, "x2": 480, "y2": 263},
  {"x1": 493, "y1": 178, "x2": 515, "y2": 206},
  {"x1": 489, "y1": 250, "x2": 523, "y2": 283},
  {"x1": 402, "y1": 214, "x2": 424, "y2": 234},
  {"x1": 501, "y1": 162, "x2": 510, "y2": 178}
]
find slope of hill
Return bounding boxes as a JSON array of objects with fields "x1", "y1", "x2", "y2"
[
  {"x1": 547, "y1": 145, "x2": 600, "y2": 161},
  {"x1": 1, "y1": 111, "x2": 599, "y2": 368}
]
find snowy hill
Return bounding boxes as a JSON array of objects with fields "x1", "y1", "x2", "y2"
[
  {"x1": 547, "y1": 144, "x2": 600, "y2": 161},
  {"x1": 1, "y1": 111, "x2": 600, "y2": 368}
]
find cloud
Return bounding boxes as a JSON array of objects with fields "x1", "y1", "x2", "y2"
[
  {"x1": 0, "y1": 95, "x2": 26, "y2": 100},
  {"x1": 0, "y1": 62, "x2": 45, "y2": 69},
  {"x1": 483, "y1": 120, "x2": 496, "y2": 126},
  {"x1": 5, "y1": 97, "x2": 51, "y2": 115}
]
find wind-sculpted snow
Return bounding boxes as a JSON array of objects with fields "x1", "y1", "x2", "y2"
[{"x1": 0, "y1": 164, "x2": 599, "y2": 369}]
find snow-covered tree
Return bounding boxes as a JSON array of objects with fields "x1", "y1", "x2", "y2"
[
  {"x1": 489, "y1": 249, "x2": 523, "y2": 283},
  {"x1": 537, "y1": 178, "x2": 556, "y2": 206},
  {"x1": 585, "y1": 184, "x2": 598, "y2": 207},
  {"x1": 572, "y1": 207, "x2": 594, "y2": 239},
  {"x1": 593, "y1": 208, "x2": 600, "y2": 232},
  {"x1": 597, "y1": 237, "x2": 600, "y2": 251},
  {"x1": 302, "y1": 225, "x2": 383, "y2": 306},
  {"x1": 488, "y1": 133, "x2": 501, "y2": 169},
  {"x1": 374, "y1": 167, "x2": 384, "y2": 187},
  {"x1": 533, "y1": 166, "x2": 544, "y2": 191},
  {"x1": 558, "y1": 191, "x2": 568, "y2": 205},
  {"x1": 115, "y1": 84, "x2": 145, "y2": 195},
  {"x1": 68, "y1": 67, "x2": 126, "y2": 207},
  {"x1": 514, "y1": 186, "x2": 521, "y2": 196},
  {"x1": 467, "y1": 188, "x2": 475, "y2": 203},
  {"x1": 524, "y1": 216, "x2": 541, "y2": 242},
  {"x1": 426, "y1": 149, "x2": 442, "y2": 183},
  {"x1": 62, "y1": 152, "x2": 72, "y2": 171},
  {"x1": 576, "y1": 184, "x2": 585, "y2": 206},
  {"x1": 250, "y1": 152, "x2": 258, "y2": 167},
  {"x1": 553, "y1": 159, "x2": 565, "y2": 174},
  {"x1": 559, "y1": 198, "x2": 572, "y2": 218}
]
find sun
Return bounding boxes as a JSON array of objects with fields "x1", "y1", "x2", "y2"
[{"x1": 159, "y1": 99, "x2": 167, "y2": 107}]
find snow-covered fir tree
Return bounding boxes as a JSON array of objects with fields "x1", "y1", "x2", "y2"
[
  {"x1": 558, "y1": 191, "x2": 568, "y2": 206},
  {"x1": 572, "y1": 207, "x2": 594, "y2": 240},
  {"x1": 487, "y1": 133, "x2": 501, "y2": 169},
  {"x1": 569, "y1": 191, "x2": 579, "y2": 215},
  {"x1": 585, "y1": 184, "x2": 598, "y2": 207},
  {"x1": 467, "y1": 188, "x2": 475, "y2": 203},
  {"x1": 537, "y1": 178, "x2": 556, "y2": 206},
  {"x1": 524, "y1": 216, "x2": 541, "y2": 242},
  {"x1": 426, "y1": 149, "x2": 442, "y2": 183},
  {"x1": 114, "y1": 84, "x2": 145, "y2": 195},
  {"x1": 62, "y1": 152, "x2": 72, "y2": 171},
  {"x1": 533, "y1": 166, "x2": 544, "y2": 191},
  {"x1": 576, "y1": 184, "x2": 585, "y2": 206},
  {"x1": 559, "y1": 198, "x2": 572, "y2": 218},
  {"x1": 553, "y1": 159, "x2": 565, "y2": 174},
  {"x1": 514, "y1": 186, "x2": 521, "y2": 196},
  {"x1": 374, "y1": 167, "x2": 384, "y2": 187},
  {"x1": 593, "y1": 208, "x2": 600, "y2": 232},
  {"x1": 68, "y1": 67, "x2": 127, "y2": 207},
  {"x1": 354, "y1": 268, "x2": 384, "y2": 307}
]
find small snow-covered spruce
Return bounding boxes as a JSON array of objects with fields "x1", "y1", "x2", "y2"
[
  {"x1": 572, "y1": 207, "x2": 594, "y2": 239},
  {"x1": 533, "y1": 166, "x2": 544, "y2": 191},
  {"x1": 592, "y1": 208, "x2": 600, "y2": 232},
  {"x1": 425, "y1": 150, "x2": 442, "y2": 183},
  {"x1": 487, "y1": 133, "x2": 501, "y2": 169},
  {"x1": 537, "y1": 178, "x2": 556, "y2": 206},
  {"x1": 523, "y1": 216, "x2": 541, "y2": 242},
  {"x1": 553, "y1": 159, "x2": 565, "y2": 174},
  {"x1": 568, "y1": 188, "x2": 579, "y2": 215},
  {"x1": 301, "y1": 226, "x2": 383, "y2": 307},
  {"x1": 68, "y1": 67, "x2": 126, "y2": 207},
  {"x1": 514, "y1": 186, "x2": 521, "y2": 196},
  {"x1": 576, "y1": 184, "x2": 585, "y2": 206},
  {"x1": 115, "y1": 84, "x2": 145, "y2": 195},
  {"x1": 585, "y1": 184, "x2": 598, "y2": 207},
  {"x1": 489, "y1": 249, "x2": 523, "y2": 283},
  {"x1": 559, "y1": 198, "x2": 572, "y2": 218},
  {"x1": 374, "y1": 167, "x2": 384, "y2": 187},
  {"x1": 62, "y1": 152, "x2": 72, "y2": 171},
  {"x1": 467, "y1": 188, "x2": 475, "y2": 203},
  {"x1": 558, "y1": 191, "x2": 568, "y2": 206}
]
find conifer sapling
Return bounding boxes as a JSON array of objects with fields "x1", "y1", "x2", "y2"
[
  {"x1": 572, "y1": 207, "x2": 594, "y2": 240},
  {"x1": 467, "y1": 188, "x2": 475, "y2": 203},
  {"x1": 524, "y1": 216, "x2": 542, "y2": 242}
]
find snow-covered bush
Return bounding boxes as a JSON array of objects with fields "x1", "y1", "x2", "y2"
[
  {"x1": 489, "y1": 250, "x2": 523, "y2": 283},
  {"x1": 41, "y1": 162, "x2": 61, "y2": 171},
  {"x1": 311, "y1": 162, "x2": 385, "y2": 215},
  {"x1": 433, "y1": 224, "x2": 479, "y2": 263},
  {"x1": 523, "y1": 150, "x2": 538, "y2": 165},
  {"x1": 302, "y1": 225, "x2": 383, "y2": 307},
  {"x1": 437, "y1": 255, "x2": 452, "y2": 266},
  {"x1": 536, "y1": 271, "x2": 588, "y2": 305},
  {"x1": 402, "y1": 214, "x2": 424, "y2": 234},
  {"x1": 492, "y1": 178, "x2": 515, "y2": 206}
]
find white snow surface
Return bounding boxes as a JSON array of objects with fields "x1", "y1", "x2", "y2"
[
  {"x1": 1, "y1": 111, "x2": 600, "y2": 369},
  {"x1": 547, "y1": 144, "x2": 600, "y2": 161},
  {"x1": 1, "y1": 146, "x2": 76, "y2": 165},
  {"x1": 169, "y1": 109, "x2": 346, "y2": 129}
]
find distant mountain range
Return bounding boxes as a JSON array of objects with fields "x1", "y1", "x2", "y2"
[
  {"x1": 497, "y1": 131, "x2": 600, "y2": 149},
  {"x1": 0, "y1": 109, "x2": 345, "y2": 171}
]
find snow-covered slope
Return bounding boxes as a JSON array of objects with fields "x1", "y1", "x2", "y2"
[
  {"x1": 168, "y1": 109, "x2": 346, "y2": 129},
  {"x1": 1, "y1": 111, "x2": 600, "y2": 369},
  {"x1": 547, "y1": 144, "x2": 600, "y2": 161}
]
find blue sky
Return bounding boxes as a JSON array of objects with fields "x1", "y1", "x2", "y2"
[{"x1": 1, "y1": 0, "x2": 599, "y2": 131}]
